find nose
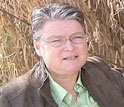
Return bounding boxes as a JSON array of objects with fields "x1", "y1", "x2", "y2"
[{"x1": 64, "y1": 39, "x2": 75, "y2": 51}]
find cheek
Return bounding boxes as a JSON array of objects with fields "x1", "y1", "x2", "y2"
[
  {"x1": 80, "y1": 43, "x2": 88, "y2": 53},
  {"x1": 42, "y1": 47, "x2": 61, "y2": 64},
  {"x1": 39, "y1": 46, "x2": 49, "y2": 62},
  {"x1": 79, "y1": 44, "x2": 88, "y2": 60}
]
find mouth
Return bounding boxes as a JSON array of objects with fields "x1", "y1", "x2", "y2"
[{"x1": 63, "y1": 56, "x2": 78, "y2": 60}]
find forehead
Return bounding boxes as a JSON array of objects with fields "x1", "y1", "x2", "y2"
[{"x1": 40, "y1": 20, "x2": 83, "y2": 37}]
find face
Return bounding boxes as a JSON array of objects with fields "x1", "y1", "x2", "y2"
[{"x1": 36, "y1": 20, "x2": 88, "y2": 76}]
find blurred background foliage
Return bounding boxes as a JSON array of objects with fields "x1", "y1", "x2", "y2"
[{"x1": 0, "y1": 0, "x2": 124, "y2": 85}]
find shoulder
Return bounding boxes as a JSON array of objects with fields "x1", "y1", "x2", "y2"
[
  {"x1": 84, "y1": 56, "x2": 124, "y2": 83},
  {"x1": 85, "y1": 56, "x2": 124, "y2": 74},
  {"x1": 84, "y1": 56, "x2": 110, "y2": 71},
  {"x1": 0, "y1": 62, "x2": 46, "y2": 101},
  {"x1": 0, "y1": 71, "x2": 31, "y2": 101},
  {"x1": 87, "y1": 56, "x2": 108, "y2": 65}
]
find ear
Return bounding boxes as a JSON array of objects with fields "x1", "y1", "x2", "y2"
[
  {"x1": 85, "y1": 34, "x2": 89, "y2": 43},
  {"x1": 34, "y1": 41, "x2": 42, "y2": 56}
]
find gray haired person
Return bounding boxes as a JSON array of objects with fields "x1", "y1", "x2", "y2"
[{"x1": 0, "y1": 2, "x2": 124, "y2": 107}]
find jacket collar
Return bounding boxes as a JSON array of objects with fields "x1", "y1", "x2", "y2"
[
  {"x1": 29, "y1": 60, "x2": 48, "y2": 88},
  {"x1": 82, "y1": 57, "x2": 124, "y2": 107},
  {"x1": 30, "y1": 60, "x2": 58, "y2": 106}
]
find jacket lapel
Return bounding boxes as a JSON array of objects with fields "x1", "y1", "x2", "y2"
[
  {"x1": 82, "y1": 58, "x2": 124, "y2": 107},
  {"x1": 40, "y1": 78, "x2": 58, "y2": 107}
]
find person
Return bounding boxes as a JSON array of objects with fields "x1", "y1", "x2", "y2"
[{"x1": 0, "y1": 2, "x2": 124, "y2": 107}]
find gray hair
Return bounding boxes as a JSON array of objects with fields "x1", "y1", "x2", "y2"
[{"x1": 32, "y1": 2, "x2": 85, "y2": 41}]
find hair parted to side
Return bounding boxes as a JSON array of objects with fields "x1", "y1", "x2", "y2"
[{"x1": 32, "y1": 2, "x2": 86, "y2": 41}]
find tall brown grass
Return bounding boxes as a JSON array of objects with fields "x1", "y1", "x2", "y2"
[{"x1": 0, "y1": 0, "x2": 124, "y2": 86}]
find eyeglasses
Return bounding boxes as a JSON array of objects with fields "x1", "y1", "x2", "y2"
[{"x1": 41, "y1": 32, "x2": 86, "y2": 47}]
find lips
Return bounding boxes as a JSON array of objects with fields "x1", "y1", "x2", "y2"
[{"x1": 63, "y1": 56, "x2": 78, "y2": 60}]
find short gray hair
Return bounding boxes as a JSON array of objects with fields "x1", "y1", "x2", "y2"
[{"x1": 32, "y1": 2, "x2": 85, "y2": 41}]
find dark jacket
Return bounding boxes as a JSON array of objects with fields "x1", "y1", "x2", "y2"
[{"x1": 0, "y1": 56, "x2": 124, "y2": 107}]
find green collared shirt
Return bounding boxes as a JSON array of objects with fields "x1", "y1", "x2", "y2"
[{"x1": 47, "y1": 71, "x2": 100, "y2": 107}]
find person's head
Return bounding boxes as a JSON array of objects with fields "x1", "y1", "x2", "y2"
[{"x1": 32, "y1": 2, "x2": 88, "y2": 76}]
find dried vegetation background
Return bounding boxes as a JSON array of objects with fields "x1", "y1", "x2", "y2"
[{"x1": 0, "y1": 0, "x2": 124, "y2": 85}]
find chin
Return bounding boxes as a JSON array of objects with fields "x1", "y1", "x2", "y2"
[{"x1": 64, "y1": 66, "x2": 81, "y2": 73}]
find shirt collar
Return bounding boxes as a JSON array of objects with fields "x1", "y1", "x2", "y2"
[
  {"x1": 47, "y1": 72, "x2": 68, "y2": 105},
  {"x1": 75, "y1": 71, "x2": 86, "y2": 90},
  {"x1": 43, "y1": 64, "x2": 86, "y2": 105},
  {"x1": 43, "y1": 64, "x2": 68, "y2": 105}
]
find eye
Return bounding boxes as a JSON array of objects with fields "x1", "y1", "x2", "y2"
[
  {"x1": 50, "y1": 39, "x2": 63, "y2": 43},
  {"x1": 49, "y1": 38, "x2": 64, "y2": 47},
  {"x1": 72, "y1": 36, "x2": 84, "y2": 40},
  {"x1": 71, "y1": 35, "x2": 86, "y2": 44}
]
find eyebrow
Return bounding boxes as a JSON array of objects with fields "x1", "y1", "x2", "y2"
[
  {"x1": 46, "y1": 36, "x2": 64, "y2": 40},
  {"x1": 48, "y1": 32, "x2": 83, "y2": 39}
]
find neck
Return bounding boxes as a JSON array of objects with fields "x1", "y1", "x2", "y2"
[
  {"x1": 50, "y1": 72, "x2": 79, "y2": 102},
  {"x1": 49, "y1": 71, "x2": 79, "y2": 93}
]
